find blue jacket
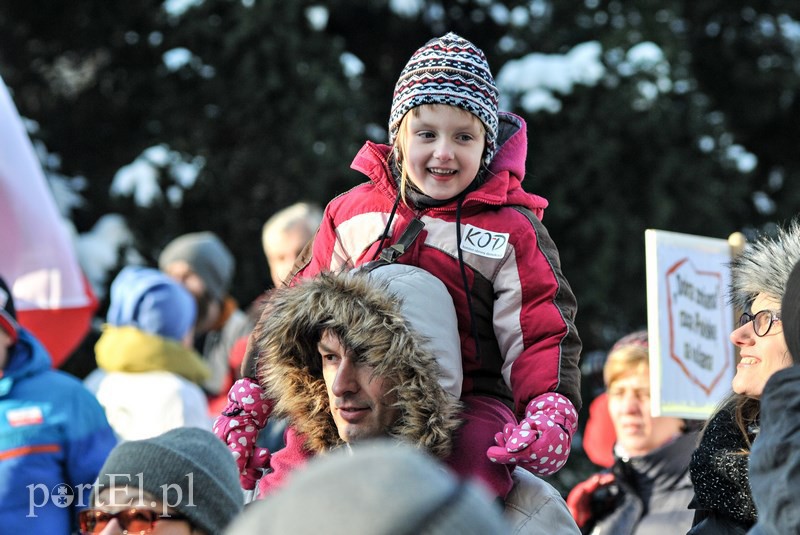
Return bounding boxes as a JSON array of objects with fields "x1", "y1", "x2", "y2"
[{"x1": 0, "y1": 328, "x2": 116, "y2": 533}]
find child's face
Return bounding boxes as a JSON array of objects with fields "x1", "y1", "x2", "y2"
[{"x1": 402, "y1": 104, "x2": 485, "y2": 200}]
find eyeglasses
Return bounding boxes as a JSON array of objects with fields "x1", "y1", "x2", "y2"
[
  {"x1": 738, "y1": 309, "x2": 782, "y2": 337},
  {"x1": 78, "y1": 507, "x2": 188, "y2": 534}
]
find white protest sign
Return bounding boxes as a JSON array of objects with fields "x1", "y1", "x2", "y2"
[{"x1": 645, "y1": 229, "x2": 735, "y2": 419}]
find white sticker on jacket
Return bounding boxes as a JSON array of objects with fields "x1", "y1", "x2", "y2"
[
  {"x1": 6, "y1": 406, "x2": 44, "y2": 427},
  {"x1": 460, "y1": 224, "x2": 509, "y2": 259}
]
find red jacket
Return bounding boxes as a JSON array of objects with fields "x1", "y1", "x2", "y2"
[{"x1": 295, "y1": 112, "x2": 581, "y2": 415}]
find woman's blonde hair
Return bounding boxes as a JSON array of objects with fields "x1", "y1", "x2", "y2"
[
  {"x1": 603, "y1": 343, "x2": 650, "y2": 388},
  {"x1": 392, "y1": 104, "x2": 487, "y2": 204}
]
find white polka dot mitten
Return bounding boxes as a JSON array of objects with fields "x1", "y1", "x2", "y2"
[
  {"x1": 485, "y1": 392, "x2": 577, "y2": 475},
  {"x1": 212, "y1": 377, "x2": 274, "y2": 490}
]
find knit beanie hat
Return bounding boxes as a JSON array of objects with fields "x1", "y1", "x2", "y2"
[
  {"x1": 0, "y1": 276, "x2": 19, "y2": 344},
  {"x1": 158, "y1": 231, "x2": 235, "y2": 302},
  {"x1": 610, "y1": 330, "x2": 649, "y2": 353},
  {"x1": 224, "y1": 439, "x2": 509, "y2": 535},
  {"x1": 730, "y1": 219, "x2": 800, "y2": 311},
  {"x1": 782, "y1": 259, "x2": 800, "y2": 364},
  {"x1": 106, "y1": 266, "x2": 197, "y2": 341},
  {"x1": 389, "y1": 32, "x2": 499, "y2": 164},
  {"x1": 93, "y1": 427, "x2": 243, "y2": 534}
]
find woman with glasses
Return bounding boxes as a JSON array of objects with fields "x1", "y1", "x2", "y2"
[{"x1": 687, "y1": 220, "x2": 800, "y2": 535}]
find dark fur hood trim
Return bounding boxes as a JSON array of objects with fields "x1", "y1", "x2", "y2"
[{"x1": 254, "y1": 270, "x2": 463, "y2": 458}]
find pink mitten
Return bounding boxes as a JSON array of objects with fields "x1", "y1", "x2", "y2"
[
  {"x1": 212, "y1": 377, "x2": 274, "y2": 490},
  {"x1": 486, "y1": 392, "x2": 577, "y2": 475}
]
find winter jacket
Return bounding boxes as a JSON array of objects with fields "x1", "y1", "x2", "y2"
[
  {"x1": 256, "y1": 264, "x2": 464, "y2": 495},
  {"x1": 0, "y1": 328, "x2": 116, "y2": 533},
  {"x1": 86, "y1": 325, "x2": 211, "y2": 441},
  {"x1": 689, "y1": 404, "x2": 757, "y2": 534},
  {"x1": 581, "y1": 432, "x2": 697, "y2": 535},
  {"x1": 505, "y1": 467, "x2": 580, "y2": 534},
  {"x1": 747, "y1": 366, "x2": 800, "y2": 535},
  {"x1": 295, "y1": 112, "x2": 581, "y2": 416}
]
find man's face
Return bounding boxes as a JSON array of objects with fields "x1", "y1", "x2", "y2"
[
  {"x1": 607, "y1": 368, "x2": 684, "y2": 457},
  {"x1": 265, "y1": 226, "x2": 309, "y2": 288},
  {"x1": 318, "y1": 330, "x2": 400, "y2": 444}
]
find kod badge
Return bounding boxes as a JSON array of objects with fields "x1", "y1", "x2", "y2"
[{"x1": 460, "y1": 224, "x2": 509, "y2": 259}]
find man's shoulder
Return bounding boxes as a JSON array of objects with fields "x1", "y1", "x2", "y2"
[{"x1": 505, "y1": 468, "x2": 579, "y2": 534}]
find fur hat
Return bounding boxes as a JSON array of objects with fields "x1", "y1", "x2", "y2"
[
  {"x1": 782, "y1": 259, "x2": 800, "y2": 364},
  {"x1": 158, "y1": 231, "x2": 235, "y2": 302},
  {"x1": 93, "y1": 427, "x2": 243, "y2": 534},
  {"x1": 0, "y1": 276, "x2": 19, "y2": 344},
  {"x1": 106, "y1": 266, "x2": 197, "y2": 341},
  {"x1": 389, "y1": 32, "x2": 499, "y2": 164},
  {"x1": 254, "y1": 264, "x2": 463, "y2": 458},
  {"x1": 730, "y1": 219, "x2": 800, "y2": 311},
  {"x1": 224, "y1": 439, "x2": 509, "y2": 535}
]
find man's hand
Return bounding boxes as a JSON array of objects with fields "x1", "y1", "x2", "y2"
[
  {"x1": 212, "y1": 377, "x2": 274, "y2": 490},
  {"x1": 486, "y1": 392, "x2": 577, "y2": 475}
]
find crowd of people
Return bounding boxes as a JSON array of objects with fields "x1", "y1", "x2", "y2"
[{"x1": 1, "y1": 32, "x2": 799, "y2": 534}]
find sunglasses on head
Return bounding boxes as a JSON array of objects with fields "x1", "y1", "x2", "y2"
[{"x1": 78, "y1": 507, "x2": 188, "y2": 534}]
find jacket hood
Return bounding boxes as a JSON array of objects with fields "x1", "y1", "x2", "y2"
[
  {"x1": 0, "y1": 328, "x2": 51, "y2": 396},
  {"x1": 730, "y1": 219, "x2": 800, "y2": 311},
  {"x1": 94, "y1": 325, "x2": 211, "y2": 385},
  {"x1": 255, "y1": 264, "x2": 463, "y2": 458},
  {"x1": 351, "y1": 111, "x2": 547, "y2": 217}
]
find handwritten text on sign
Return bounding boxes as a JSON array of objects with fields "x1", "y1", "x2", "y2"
[{"x1": 666, "y1": 258, "x2": 731, "y2": 395}]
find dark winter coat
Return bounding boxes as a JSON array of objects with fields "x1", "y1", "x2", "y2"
[
  {"x1": 747, "y1": 366, "x2": 800, "y2": 535},
  {"x1": 585, "y1": 431, "x2": 697, "y2": 535},
  {"x1": 688, "y1": 403, "x2": 757, "y2": 534}
]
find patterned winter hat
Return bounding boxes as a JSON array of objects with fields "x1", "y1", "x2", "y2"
[{"x1": 389, "y1": 32, "x2": 499, "y2": 164}]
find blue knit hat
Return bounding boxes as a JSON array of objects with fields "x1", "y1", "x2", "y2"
[
  {"x1": 389, "y1": 32, "x2": 499, "y2": 164},
  {"x1": 106, "y1": 266, "x2": 197, "y2": 341}
]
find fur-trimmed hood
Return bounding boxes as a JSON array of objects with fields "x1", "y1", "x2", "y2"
[
  {"x1": 730, "y1": 219, "x2": 800, "y2": 311},
  {"x1": 255, "y1": 264, "x2": 463, "y2": 458}
]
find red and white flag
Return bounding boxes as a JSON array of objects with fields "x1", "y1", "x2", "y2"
[{"x1": 0, "y1": 76, "x2": 97, "y2": 367}]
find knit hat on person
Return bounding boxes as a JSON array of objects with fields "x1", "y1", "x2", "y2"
[
  {"x1": 0, "y1": 276, "x2": 19, "y2": 344},
  {"x1": 93, "y1": 427, "x2": 243, "y2": 534},
  {"x1": 389, "y1": 32, "x2": 500, "y2": 164},
  {"x1": 158, "y1": 231, "x2": 235, "y2": 302},
  {"x1": 610, "y1": 330, "x2": 649, "y2": 352},
  {"x1": 223, "y1": 439, "x2": 509, "y2": 535},
  {"x1": 781, "y1": 259, "x2": 800, "y2": 364},
  {"x1": 730, "y1": 219, "x2": 800, "y2": 311},
  {"x1": 106, "y1": 266, "x2": 197, "y2": 341}
]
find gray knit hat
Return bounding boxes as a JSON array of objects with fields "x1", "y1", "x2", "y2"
[
  {"x1": 158, "y1": 231, "x2": 235, "y2": 301},
  {"x1": 92, "y1": 427, "x2": 243, "y2": 534},
  {"x1": 389, "y1": 32, "x2": 499, "y2": 165},
  {"x1": 729, "y1": 219, "x2": 800, "y2": 311},
  {"x1": 224, "y1": 439, "x2": 509, "y2": 535}
]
